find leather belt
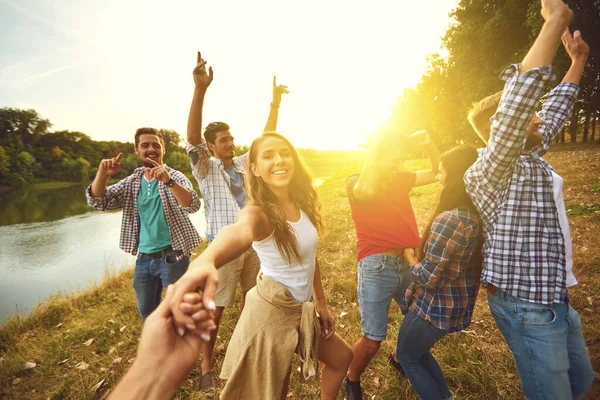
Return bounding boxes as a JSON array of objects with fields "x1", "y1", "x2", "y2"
[{"x1": 140, "y1": 246, "x2": 182, "y2": 259}]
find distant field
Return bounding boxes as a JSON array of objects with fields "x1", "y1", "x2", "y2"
[{"x1": 0, "y1": 146, "x2": 598, "y2": 399}]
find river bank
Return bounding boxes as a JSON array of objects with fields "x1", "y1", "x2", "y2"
[{"x1": 1, "y1": 149, "x2": 598, "y2": 399}]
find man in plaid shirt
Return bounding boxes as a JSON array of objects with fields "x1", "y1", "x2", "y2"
[
  {"x1": 184, "y1": 52, "x2": 289, "y2": 394},
  {"x1": 87, "y1": 128, "x2": 201, "y2": 322},
  {"x1": 464, "y1": 1, "x2": 593, "y2": 398}
]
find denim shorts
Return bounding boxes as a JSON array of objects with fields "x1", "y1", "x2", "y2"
[{"x1": 357, "y1": 253, "x2": 413, "y2": 341}]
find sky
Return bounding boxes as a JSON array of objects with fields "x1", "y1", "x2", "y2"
[{"x1": 0, "y1": 0, "x2": 457, "y2": 150}]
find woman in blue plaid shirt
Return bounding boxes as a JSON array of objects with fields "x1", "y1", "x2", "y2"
[{"x1": 398, "y1": 145, "x2": 483, "y2": 400}]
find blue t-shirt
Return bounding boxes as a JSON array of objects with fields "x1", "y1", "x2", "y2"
[{"x1": 224, "y1": 166, "x2": 246, "y2": 209}]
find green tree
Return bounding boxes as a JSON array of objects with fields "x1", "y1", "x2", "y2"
[
  {"x1": 0, "y1": 146, "x2": 10, "y2": 174},
  {"x1": 14, "y1": 151, "x2": 40, "y2": 183}
]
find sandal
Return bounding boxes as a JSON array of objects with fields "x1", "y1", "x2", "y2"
[{"x1": 201, "y1": 371, "x2": 215, "y2": 398}]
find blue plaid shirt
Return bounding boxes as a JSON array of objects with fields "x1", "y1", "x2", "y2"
[
  {"x1": 406, "y1": 207, "x2": 481, "y2": 332},
  {"x1": 464, "y1": 64, "x2": 579, "y2": 305}
]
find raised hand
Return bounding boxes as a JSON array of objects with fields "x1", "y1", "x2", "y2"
[
  {"x1": 193, "y1": 51, "x2": 214, "y2": 90},
  {"x1": 145, "y1": 158, "x2": 171, "y2": 184},
  {"x1": 540, "y1": 0, "x2": 573, "y2": 25},
  {"x1": 272, "y1": 76, "x2": 289, "y2": 106},
  {"x1": 562, "y1": 29, "x2": 589, "y2": 63},
  {"x1": 98, "y1": 152, "x2": 123, "y2": 178},
  {"x1": 409, "y1": 130, "x2": 432, "y2": 146}
]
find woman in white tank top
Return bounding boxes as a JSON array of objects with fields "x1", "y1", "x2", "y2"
[{"x1": 169, "y1": 132, "x2": 353, "y2": 399}]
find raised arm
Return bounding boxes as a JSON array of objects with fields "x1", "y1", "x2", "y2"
[
  {"x1": 534, "y1": 29, "x2": 588, "y2": 155},
  {"x1": 409, "y1": 130, "x2": 440, "y2": 187},
  {"x1": 187, "y1": 52, "x2": 213, "y2": 146},
  {"x1": 521, "y1": 0, "x2": 573, "y2": 75},
  {"x1": 169, "y1": 206, "x2": 270, "y2": 334},
  {"x1": 86, "y1": 153, "x2": 128, "y2": 211},
  {"x1": 466, "y1": 0, "x2": 572, "y2": 189},
  {"x1": 263, "y1": 76, "x2": 289, "y2": 132}
]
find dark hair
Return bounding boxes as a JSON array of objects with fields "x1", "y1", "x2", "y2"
[
  {"x1": 204, "y1": 122, "x2": 230, "y2": 144},
  {"x1": 247, "y1": 132, "x2": 324, "y2": 265},
  {"x1": 135, "y1": 127, "x2": 165, "y2": 147},
  {"x1": 419, "y1": 145, "x2": 483, "y2": 274}
]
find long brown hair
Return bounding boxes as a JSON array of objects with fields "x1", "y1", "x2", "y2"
[
  {"x1": 419, "y1": 145, "x2": 483, "y2": 274},
  {"x1": 247, "y1": 132, "x2": 324, "y2": 265}
]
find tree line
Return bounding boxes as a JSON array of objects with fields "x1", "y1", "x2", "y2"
[
  {"x1": 0, "y1": 108, "x2": 197, "y2": 186},
  {"x1": 390, "y1": 0, "x2": 600, "y2": 147}
]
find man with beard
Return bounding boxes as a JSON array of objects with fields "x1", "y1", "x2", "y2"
[
  {"x1": 185, "y1": 52, "x2": 289, "y2": 395},
  {"x1": 87, "y1": 127, "x2": 201, "y2": 322}
]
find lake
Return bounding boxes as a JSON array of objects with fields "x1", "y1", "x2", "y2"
[{"x1": 0, "y1": 184, "x2": 206, "y2": 324}]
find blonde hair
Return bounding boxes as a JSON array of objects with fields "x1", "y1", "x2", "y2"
[
  {"x1": 467, "y1": 91, "x2": 503, "y2": 142},
  {"x1": 247, "y1": 132, "x2": 324, "y2": 265}
]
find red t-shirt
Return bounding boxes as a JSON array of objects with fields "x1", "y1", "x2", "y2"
[{"x1": 346, "y1": 172, "x2": 421, "y2": 261}]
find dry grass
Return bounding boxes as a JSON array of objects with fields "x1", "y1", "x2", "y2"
[{"x1": 1, "y1": 146, "x2": 599, "y2": 399}]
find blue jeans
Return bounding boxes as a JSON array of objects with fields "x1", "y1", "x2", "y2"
[
  {"x1": 133, "y1": 253, "x2": 189, "y2": 321},
  {"x1": 487, "y1": 288, "x2": 594, "y2": 400},
  {"x1": 395, "y1": 310, "x2": 452, "y2": 400},
  {"x1": 358, "y1": 254, "x2": 413, "y2": 341}
]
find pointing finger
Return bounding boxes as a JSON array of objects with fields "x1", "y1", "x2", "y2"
[
  {"x1": 273, "y1": 75, "x2": 277, "y2": 88},
  {"x1": 197, "y1": 51, "x2": 201, "y2": 64},
  {"x1": 146, "y1": 158, "x2": 160, "y2": 167},
  {"x1": 115, "y1": 152, "x2": 123, "y2": 162}
]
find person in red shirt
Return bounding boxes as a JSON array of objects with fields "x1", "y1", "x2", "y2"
[{"x1": 342, "y1": 130, "x2": 440, "y2": 400}]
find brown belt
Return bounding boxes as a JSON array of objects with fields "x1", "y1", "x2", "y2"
[{"x1": 140, "y1": 246, "x2": 182, "y2": 259}]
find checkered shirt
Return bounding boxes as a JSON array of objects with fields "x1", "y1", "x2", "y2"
[
  {"x1": 464, "y1": 64, "x2": 579, "y2": 305},
  {"x1": 406, "y1": 208, "x2": 481, "y2": 332},
  {"x1": 86, "y1": 166, "x2": 202, "y2": 259},
  {"x1": 186, "y1": 142, "x2": 247, "y2": 237}
]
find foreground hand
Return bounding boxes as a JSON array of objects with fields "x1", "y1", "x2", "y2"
[
  {"x1": 98, "y1": 153, "x2": 123, "y2": 178},
  {"x1": 272, "y1": 76, "x2": 289, "y2": 106},
  {"x1": 408, "y1": 130, "x2": 431, "y2": 146},
  {"x1": 135, "y1": 285, "x2": 204, "y2": 385},
  {"x1": 193, "y1": 51, "x2": 214, "y2": 89},
  {"x1": 145, "y1": 159, "x2": 171, "y2": 184},
  {"x1": 169, "y1": 263, "x2": 220, "y2": 338},
  {"x1": 562, "y1": 29, "x2": 589, "y2": 64},
  {"x1": 317, "y1": 304, "x2": 335, "y2": 340}
]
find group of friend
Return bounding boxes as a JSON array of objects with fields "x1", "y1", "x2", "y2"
[{"x1": 87, "y1": 1, "x2": 594, "y2": 399}]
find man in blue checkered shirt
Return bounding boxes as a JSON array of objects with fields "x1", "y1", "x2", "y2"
[{"x1": 464, "y1": 1, "x2": 593, "y2": 398}]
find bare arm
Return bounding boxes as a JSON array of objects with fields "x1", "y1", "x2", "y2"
[
  {"x1": 410, "y1": 131, "x2": 440, "y2": 187},
  {"x1": 520, "y1": 0, "x2": 573, "y2": 75},
  {"x1": 263, "y1": 76, "x2": 289, "y2": 132},
  {"x1": 168, "y1": 206, "x2": 270, "y2": 333},
  {"x1": 187, "y1": 52, "x2": 213, "y2": 146},
  {"x1": 90, "y1": 152, "x2": 123, "y2": 198},
  {"x1": 312, "y1": 258, "x2": 335, "y2": 339}
]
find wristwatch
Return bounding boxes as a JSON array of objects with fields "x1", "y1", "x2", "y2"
[{"x1": 166, "y1": 178, "x2": 175, "y2": 187}]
